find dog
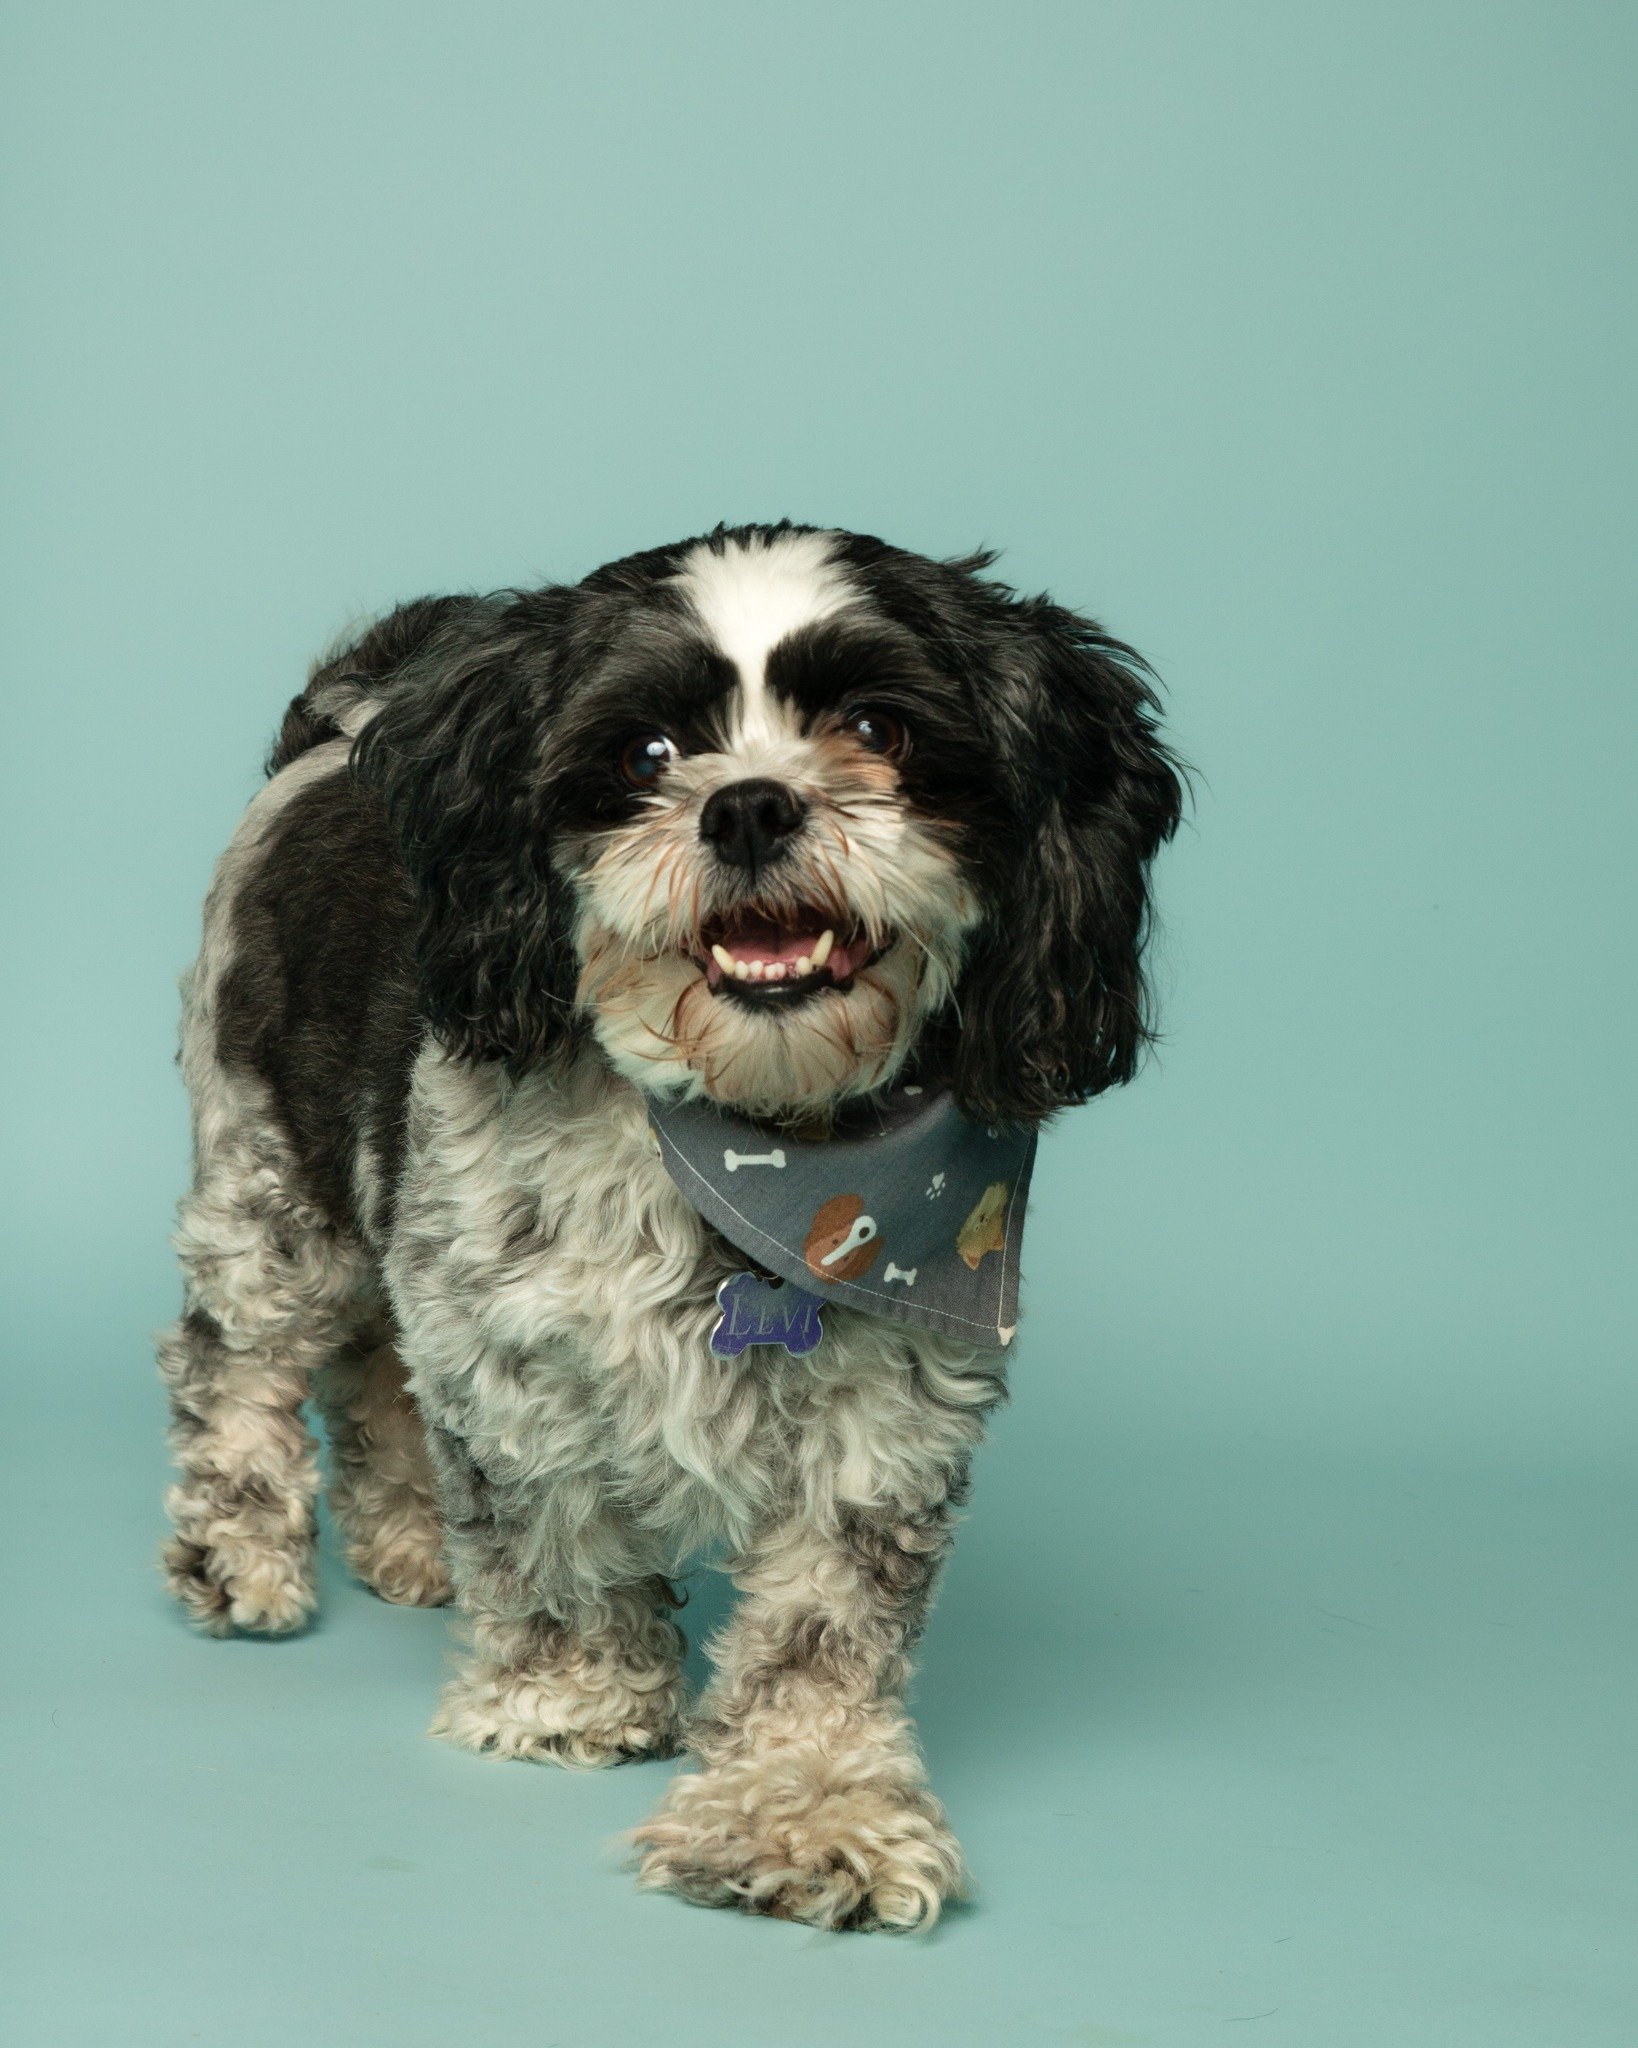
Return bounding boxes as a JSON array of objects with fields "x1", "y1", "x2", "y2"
[{"x1": 158, "y1": 522, "x2": 1182, "y2": 1929}]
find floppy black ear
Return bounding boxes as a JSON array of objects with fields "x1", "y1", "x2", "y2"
[
  {"x1": 350, "y1": 604, "x2": 582, "y2": 1069},
  {"x1": 951, "y1": 599, "x2": 1185, "y2": 1126},
  {"x1": 268, "y1": 596, "x2": 483, "y2": 774}
]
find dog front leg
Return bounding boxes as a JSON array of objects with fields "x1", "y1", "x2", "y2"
[
  {"x1": 420, "y1": 1422, "x2": 687, "y2": 1768},
  {"x1": 634, "y1": 1496, "x2": 969, "y2": 1930}
]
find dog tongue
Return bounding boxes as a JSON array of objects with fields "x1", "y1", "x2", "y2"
[{"x1": 723, "y1": 912, "x2": 821, "y2": 969}]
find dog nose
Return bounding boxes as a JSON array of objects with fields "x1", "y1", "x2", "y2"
[{"x1": 699, "y1": 778, "x2": 807, "y2": 870}]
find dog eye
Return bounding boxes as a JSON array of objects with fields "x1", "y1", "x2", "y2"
[
  {"x1": 841, "y1": 709, "x2": 908, "y2": 759},
  {"x1": 619, "y1": 733, "x2": 680, "y2": 787}
]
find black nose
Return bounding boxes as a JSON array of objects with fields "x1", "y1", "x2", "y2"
[{"x1": 699, "y1": 778, "x2": 808, "y2": 871}]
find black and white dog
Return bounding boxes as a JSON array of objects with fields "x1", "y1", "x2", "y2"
[{"x1": 159, "y1": 523, "x2": 1182, "y2": 1929}]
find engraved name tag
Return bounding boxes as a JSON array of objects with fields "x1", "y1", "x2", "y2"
[{"x1": 709, "y1": 1271, "x2": 826, "y2": 1358}]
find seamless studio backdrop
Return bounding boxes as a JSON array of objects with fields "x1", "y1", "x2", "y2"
[{"x1": 2, "y1": 6, "x2": 1634, "y2": 2047}]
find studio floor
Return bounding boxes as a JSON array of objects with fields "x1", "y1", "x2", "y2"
[{"x1": 3, "y1": 1373, "x2": 1634, "y2": 2048}]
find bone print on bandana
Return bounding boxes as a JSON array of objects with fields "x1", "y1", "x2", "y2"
[{"x1": 648, "y1": 1083, "x2": 1037, "y2": 1350}]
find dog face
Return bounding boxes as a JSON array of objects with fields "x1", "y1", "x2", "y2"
[
  {"x1": 351, "y1": 525, "x2": 1182, "y2": 1125},
  {"x1": 564, "y1": 530, "x2": 985, "y2": 1117}
]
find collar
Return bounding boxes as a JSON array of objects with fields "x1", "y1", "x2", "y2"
[{"x1": 648, "y1": 1082, "x2": 1036, "y2": 1350}]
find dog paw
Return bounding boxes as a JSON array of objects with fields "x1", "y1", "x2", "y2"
[
  {"x1": 632, "y1": 1748, "x2": 967, "y2": 1930},
  {"x1": 346, "y1": 1521, "x2": 453, "y2": 1608},
  {"x1": 429, "y1": 1659, "x2": 685, "y2": 1768},
  {"x1": 161, "y1": 1531, "x2": 317, "y2": 1638}
]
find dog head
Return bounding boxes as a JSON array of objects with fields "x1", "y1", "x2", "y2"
[{"x1": 348, "y1": 524, "x2": 1183, "y2": 1125}]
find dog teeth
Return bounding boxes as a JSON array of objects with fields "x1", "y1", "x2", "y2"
[{"x1": 717, "y1": 932, "x2": 836, "y2": 986}]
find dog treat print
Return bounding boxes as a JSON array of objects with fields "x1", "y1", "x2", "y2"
[{"x1": 956, "y1": 1181, "x2": 1010, "y2": 1270}]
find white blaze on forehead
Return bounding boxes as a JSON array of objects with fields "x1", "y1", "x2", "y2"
[{"x1": 671, "y1": 529, "x2": 855, "y2": 745}]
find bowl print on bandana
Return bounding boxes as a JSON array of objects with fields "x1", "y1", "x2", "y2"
[{"x1": 803, "y1": 1193, "x2": 885, "y2": 1282}]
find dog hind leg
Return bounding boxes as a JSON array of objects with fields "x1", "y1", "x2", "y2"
[
  {"x1": 159, "y1": 1132, "x2": 368, "y2": 1637},
  {"x1": 312, "y1": 1336, "x2": 451, "y2": 1609}
]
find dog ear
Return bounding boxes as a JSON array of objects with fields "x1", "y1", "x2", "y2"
[
  {"x1": 350, "y1": 604, "x2": 582, "y2": 1069},
  {"x1": 268, "y1": 596, "x2": 483, "y2": 774},
  {"x1": 950, "y1": 599, "x2": 1185, "y2": 1125}
]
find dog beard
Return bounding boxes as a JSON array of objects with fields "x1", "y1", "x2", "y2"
[{"x1": 571, "y1": 738, "x2": 975, "y2": 1118}]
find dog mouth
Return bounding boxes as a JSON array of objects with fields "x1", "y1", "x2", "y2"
[{"x1": 697, "y1": 909, "x2": 891, "y2": 1005}]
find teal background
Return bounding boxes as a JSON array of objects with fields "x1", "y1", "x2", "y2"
[{"x1": 2, "y1": 4, "x2": 1634, "y2": 2043}]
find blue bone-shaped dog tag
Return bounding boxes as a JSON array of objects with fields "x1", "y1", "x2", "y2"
[{"x1": 709, "y1": 1271, "x2": 825, "y2": 1358}]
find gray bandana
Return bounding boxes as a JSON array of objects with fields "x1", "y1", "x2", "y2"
[{"x1": 649, "y1": 1083, "x2": 1037, "y2": 1352}]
